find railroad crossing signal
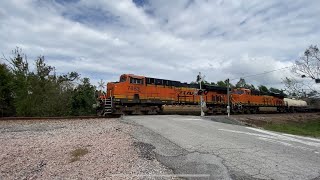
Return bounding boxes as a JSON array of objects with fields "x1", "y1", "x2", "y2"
[
  {"x1": 227, "y1": 78, "x2": 230, "y2": 117},
  {"x1": 98, "y1": 79, "x2": 105, "y2": 91},
  {"x1": 198, "y1": 72, "x2": 205, "y2": 116}
]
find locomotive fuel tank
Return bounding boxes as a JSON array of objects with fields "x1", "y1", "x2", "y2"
[{"x1": 162, "y1": 105, "x2": 208, "y2": 115}]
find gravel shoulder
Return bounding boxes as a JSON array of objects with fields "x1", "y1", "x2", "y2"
[{"x1": 0, "y1": 118, "x2": 175, "y2": 179}]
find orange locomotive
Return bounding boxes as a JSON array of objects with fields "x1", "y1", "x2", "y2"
[{"x1": 95, "y1": 74, "x2": 286, "y2": 116}]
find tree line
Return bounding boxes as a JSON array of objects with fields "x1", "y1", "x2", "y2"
[
  {"x1": 191, "y1": 78, "x2": 284, "y2": 96},
  {"x1": 0, "y1": 48, "x2": 96, "y2": 117}
]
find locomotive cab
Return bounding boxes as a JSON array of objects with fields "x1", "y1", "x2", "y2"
[{"x1": 106, "y1": 74, "x2": 145, "y2": 102}]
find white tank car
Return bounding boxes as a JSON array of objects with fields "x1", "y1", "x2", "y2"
[{"x1": 284, "y1": 98, "x2": 307, "y2": 107}]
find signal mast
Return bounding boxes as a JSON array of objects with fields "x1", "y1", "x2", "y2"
[{"x1": 197, "y1": 72, "x2": 205, "y2": 116}]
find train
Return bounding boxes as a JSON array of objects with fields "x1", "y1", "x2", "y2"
[{"x1": 94, "y1": 74, "x2": 308, "y2": 116}]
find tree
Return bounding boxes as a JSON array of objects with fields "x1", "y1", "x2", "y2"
[
  {"x1": 216, "y1": 80, "x2": 227, "y2": 87},
  {"x1": 283, "y1": 45, "x2": 320, "y2": 97},
  {"x1": 235, "y1": 78, "x2": 256, "y2": 91},
  {"x1": 235, "y1": 78, "x2": 246, "y2": 88},
  {"x1": 201, "y1": 80, "x2": 210, "y2": 86},
  {"x1": 6, "y1": 48, "x2": 31, "y2": 116},
  {"x1": 0, "y1": 64, "x2": 15, "y2": 116},
  {"x1": 2, "y1": 47, "x2": 82, "y2": 116},
  {"x1": 269, "y1": 87, "x2": 282, "y2": 94},
  {"x1": 307, "y1": 90, "x2": 318, "y2": 97},
  {"x1": 282, "y1": 77, "x2": 304, "y2": 97},
  {"x1": 258, "y1": 85, "x2": 269, "y2": 94},
  {"x1": 71, "y1": 78, "x2": 96, "y2": 116},
  {"x1": 293, "y1": 45, "x2": 320, "y2": 81},
  {"x1": 216, "y1": 80, "x2": 235, "y2": 88}
]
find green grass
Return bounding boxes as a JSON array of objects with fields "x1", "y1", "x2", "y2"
[
  {"x1": 70, "y1": 148, "x2": 89, "y2": 163},
  {"x1": 264, "y1": 120, "x2": 320, "y2": 137}
]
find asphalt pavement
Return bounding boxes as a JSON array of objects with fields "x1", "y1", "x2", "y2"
[{"x1": 122, "y1": 115, "x2": 320, "y2": 180}]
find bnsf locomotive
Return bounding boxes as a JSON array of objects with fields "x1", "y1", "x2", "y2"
[{"x1": 95, "y1": 74, "x2": 307, "y2": 116}]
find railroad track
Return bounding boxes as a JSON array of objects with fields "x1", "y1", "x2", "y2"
[
  {"x1": 1, "y1": 112, "x2": 316, "y2": 121},
  {"x1": 0, "y1": 115, "x2": 121, "y2": 121}
]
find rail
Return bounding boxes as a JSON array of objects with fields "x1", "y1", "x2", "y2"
[{"x1": 0, "y1": 115, "x2": 121, "y2": 121}]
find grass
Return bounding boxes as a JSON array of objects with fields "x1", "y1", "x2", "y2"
[
  {"x1": 264, "y1": 120, "x2": 320, "y2": 137},
  {"x1": 70, "y1": 148, "x2": 89, "y2": 163}
]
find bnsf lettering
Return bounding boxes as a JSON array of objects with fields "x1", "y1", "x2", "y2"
[
  {"x1": 179, "y1": 90, "x2": 208, "y2": 96},
  {"x1": 197, "y1": 90, "x2": 209, "y2": 95}
]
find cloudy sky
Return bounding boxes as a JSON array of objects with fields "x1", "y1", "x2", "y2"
[{"x1": 1, "y1": 0, "x2": 320, "y2": 88}]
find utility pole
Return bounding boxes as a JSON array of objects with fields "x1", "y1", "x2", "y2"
[
  {"x1": 227, "y1": 78, "x2": 230, "y2": 117},
  {"x1": 198, "y1": 72, "x2": 205, "y2": 116}
]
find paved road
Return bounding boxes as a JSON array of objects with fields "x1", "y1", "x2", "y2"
[{"x1": 123, "y1": 115, "x2": 320, "y2": 180}]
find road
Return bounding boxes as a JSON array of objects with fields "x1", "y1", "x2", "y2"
[{"x1": 122, "y1": 115, "x2": 320, "y2": 180}]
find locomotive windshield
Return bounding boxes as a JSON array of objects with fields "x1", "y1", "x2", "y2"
[
  {"x1": 120, "y1": 75, "x2": 127, "y2": 82},
  {"x1": 130, "y1": 77, "x2": 143, "y2": 84}
]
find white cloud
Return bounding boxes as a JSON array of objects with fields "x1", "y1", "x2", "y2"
[{"x1": 0, "y1": 0, "x2": 320, "y2": 90}]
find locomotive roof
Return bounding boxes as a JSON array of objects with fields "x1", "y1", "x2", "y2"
[
  {"x1": 144, "y1": 76, "x2": 229, "y2": 92},
  {"x1": 121, "y1": 74, "x2": 229, "y2": 91},
  {"x1": 124, "y1": 74, "x2": 286, "y2": 96}
]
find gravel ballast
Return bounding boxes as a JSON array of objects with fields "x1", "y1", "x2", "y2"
[{"x1": 0, "y1": 118, "x2": 175, "y2": 179}]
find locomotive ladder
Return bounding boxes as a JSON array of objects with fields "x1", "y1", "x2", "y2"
[{"x1": 104, "y1": 97, "x2": 113, "y2": 114}]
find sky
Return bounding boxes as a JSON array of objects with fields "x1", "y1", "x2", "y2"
[{"x1": 0, "y1": 0, "x2": 320, "y2": 89}]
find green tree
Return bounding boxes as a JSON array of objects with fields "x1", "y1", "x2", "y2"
[
  {"x1": 0, "y1": 64, "x2": 15, "y2": 116},
  {"x1": 269, "y1": 87, "x2": 282, "y2": 94},
  {"x1": 258, "y1": 85, "x2": 269, "y2": 94},
  {"x1": 7, "y1": 48, "x2": 31, "y2": 116},
  {"x1": 235, "y1": 78, "x2": 256, "y2": 90},
  {"x1": 235, "y1": 78, "x2": 246, "y2": 88},
  {"x1": 247, "y1": 84, "x2": 256, "y2": 91},
  {"x1": 217, "y1": 80, "x2": 227, "y2": 87},
  {"x1": 71, "y1": 78, "x2": 96, "y2": 116},
  {"x1": 3, "y1": 48, "x2": 81, "y2": 116}
]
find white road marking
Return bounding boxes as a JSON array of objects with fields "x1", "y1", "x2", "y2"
[
  {"x1": 218, "y1": 128, "x2": 320, "y2": 153},
  {"x1": 257, "y1": 137, "x2": 315, "y2": 151},
  {"x1": 172, "y1": 118, "x2": 203, "y2": 121},
  {"x1": 279, "y1": 133, "x2": 320, "y2": 142},
  {"x1": 258, "y1": 137, "x2": 293, "y2": 146},
  {"x1": 247, "y1": 127, "x2": 320, "y2": 148}
]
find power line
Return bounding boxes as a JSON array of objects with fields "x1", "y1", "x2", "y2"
[{"x1": 230, "y1": 65, "x2": 293, "y2": 81}]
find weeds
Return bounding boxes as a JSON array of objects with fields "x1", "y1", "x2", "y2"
[{"x1": 264, "y1": 120, "x2": 320, "y2": 137}]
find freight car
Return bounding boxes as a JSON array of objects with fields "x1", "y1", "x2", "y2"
[
  {"x1": 284, "y1": 98, "x2": 308, "y2": 112},
  {"x1": 95, "y1": 74, "x2": 301, "y2": 116}
]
